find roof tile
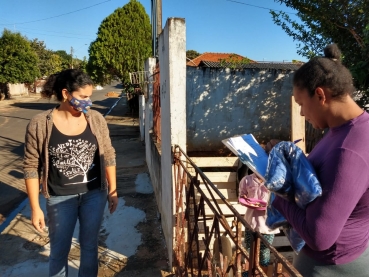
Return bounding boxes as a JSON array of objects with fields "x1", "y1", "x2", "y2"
[
  {"x1": 197, "y1": 60, "x2": 302, "y2": 70},
  {"x1": 187, "y1": 52, "x2": 254, "y2": 66}
]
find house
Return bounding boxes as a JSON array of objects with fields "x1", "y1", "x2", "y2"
[
  {"x1": 142, "y1": 18, "x2": 306, "y2": 276},
  {"x1": 186, "y1": 52, "x2": 255, "y2": 67},
  {"x1": 197, "y1": 60, "x2": 302, "y2": 70}
]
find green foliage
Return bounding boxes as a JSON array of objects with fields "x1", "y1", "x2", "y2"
[
  {"x1": 54, "y1": 50, "x2": 72, "y2": 70},
  {"x1": 30, "y1": 39, "x2": 62, "y2": 77},
  {"x1": 87, "y1": 0, "x2": 152, "y2": 85},
  {"x1": 218, "y1": 54, "x2": 252, "y2": 69},
  {"x1": 74, "y1": 57, "x2": 88, "y2": 72},
  {"x1": 271, "y1": 0, "x2": 369, "y2": 106},
  {"x1": 186, "y1": 50, "x2": 201, "y2": 61},
  {"x1": 49, "y1": 54, "x2": 63, "y2": 73},
  {"x1": 0, "y1": 29, "x2": 40, "y2": 84}
]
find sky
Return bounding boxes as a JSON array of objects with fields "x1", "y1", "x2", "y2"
[{"x1": 0, "y1": 0, "x2": 306, "y2": 62}]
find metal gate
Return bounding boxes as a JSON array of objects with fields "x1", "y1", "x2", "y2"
[{"x1": 173, "y1": 145, "x2": 302, "y2": 277}]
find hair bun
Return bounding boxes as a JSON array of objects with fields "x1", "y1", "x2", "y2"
[{"x1": 324, "y1": 44, "x2": 341, "y2": 61}]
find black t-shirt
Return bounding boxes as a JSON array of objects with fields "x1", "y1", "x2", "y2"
[{"x1": 47, "y1": 124, "x2": 101, "y2": 196}]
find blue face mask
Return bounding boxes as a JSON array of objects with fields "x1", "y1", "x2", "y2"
[{"x1": 69, "y1": 96, "x2": 92, "y2": 114}]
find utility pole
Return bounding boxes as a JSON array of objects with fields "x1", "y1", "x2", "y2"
[
  {"x1": 151, "y1": 0, "x2": 157, "y2": 57},
  {"x1": 70, "y1": 46, "x2": 74, "y2": 69},
  {"x1": 151, "y1": 0, "x2": 162, "y2": 57},
  {"x1": 156, "y1": 0, "x2": 162, "y2": 36}
]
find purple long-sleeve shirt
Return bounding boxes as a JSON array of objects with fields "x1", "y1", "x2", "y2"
[{"x1": 273, "y1": 111, "x2": 369, "y2": 264}]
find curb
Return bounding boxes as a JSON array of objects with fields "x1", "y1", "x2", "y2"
[{"x1": 0, "y1": 96, "x2": 43, "y2": 107}]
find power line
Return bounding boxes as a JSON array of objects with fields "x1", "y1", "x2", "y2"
[
  {"x1": 1, "y1": 25, "x2": 94, "y2": 39},
  {"x1": 17, "y1": 30, "x2": 94, "y2": 40},
  {"x1": 226, "y1": 0, "x2": 297, "y2": 15},
  {"x1": 1, "y1": 26, "x2": 94, "y2": 38},
  {"x1": 0, "y1": 0, "x2": 111, "y2": 25}
]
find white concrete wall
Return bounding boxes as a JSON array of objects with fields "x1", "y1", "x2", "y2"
[
  {"x1": 158, "y1": 17, "x2": 186, "y2": 269},
  {"x1": 8, "y1": 83, "x2": 28, "y2": 97},
  {"x1": 186, "y1": 67, "x2": 295, "y2": 151},
  {"x1": 144, "y1": 57, "x2": 161, "y2": 206}
]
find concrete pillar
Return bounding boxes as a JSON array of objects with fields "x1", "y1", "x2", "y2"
[
  {"x1": 144, "y1": 57, "x2": 156, "y2": 170},
  {"x1": 158, "y1": 17, "x2": 186, "y2": 269},
  {"x1": 139, "y1": 95, "x2": 145, "y2": 141}
]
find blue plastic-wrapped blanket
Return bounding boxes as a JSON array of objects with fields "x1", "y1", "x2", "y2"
[{"x1": 264, "y1": 142, "x2": 322, "y2": 253}]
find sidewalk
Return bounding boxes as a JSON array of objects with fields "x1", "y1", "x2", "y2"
[
  {"x1": 0, "y1": 93, "x2": 44, "y2": 106},
  {"x1": 0, "y1": 96, "x2": 170, "y2": 276}
]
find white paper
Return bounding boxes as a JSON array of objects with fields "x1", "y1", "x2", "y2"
[{"x1": 222, "y1": 134, "x2": 268, "y2": 180}]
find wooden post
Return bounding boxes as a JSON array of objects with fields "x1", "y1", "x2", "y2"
[{"x1": 291, "y1": 96, "x2": 306, "y2": 153}]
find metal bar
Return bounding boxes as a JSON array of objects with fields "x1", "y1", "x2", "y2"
[
  {"x1": 172, "y1": 145, "x2": 303, "y2": 277},
  {"x1": 199, "y1": 176, "x2": 224, "y2": 215},
  {"x1": 189, "y1": 181, "x2": 196, "y2": 276},
  {"x1": 176, "y1": 148, "x2": 254, "y2": 229},
  {"x1": 236, "y1": 221, "x2": 242, "y2": 277},
  {"x1": 177, "y1": 159, "x2": 245, "y2": 230}
]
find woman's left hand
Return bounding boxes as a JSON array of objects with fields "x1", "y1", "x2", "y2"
[
  {"x1": 108, "y1": 190, "x2": 118, "y2": 214},
  {"x1": 265, "y1": 139, "x2": 281, "y2": 154}
]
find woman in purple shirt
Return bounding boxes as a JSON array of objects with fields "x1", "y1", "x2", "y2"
[{"x1": 272, "y1": 44, "x2": 369, "y2": 276}]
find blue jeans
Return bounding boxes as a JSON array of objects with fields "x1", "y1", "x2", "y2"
[{"x1": 46, "y1": 189, "x2": 107, "y2": 277}]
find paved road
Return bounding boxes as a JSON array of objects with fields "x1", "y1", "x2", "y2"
[
  {"x1": 0, "y1": 82, "x2": 124, "y2": 224},
  {"x1": 0, "y1": 93, "x2": 170, "y2": 276}
]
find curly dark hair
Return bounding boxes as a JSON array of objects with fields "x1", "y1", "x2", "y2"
[
  {"x1": 42, "y1": 69, "x2": 94, "y2": 101},
  {"x1": 293, "y1": 44, "x2": 355, "y2": 98}
]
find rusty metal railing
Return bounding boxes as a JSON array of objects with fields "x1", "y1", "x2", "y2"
[
  {"x1": 172, "y1": 145, "x2": 302, "y2": 277},
  {"x1": 152, "y1": 64, "x2": 161, "y2": 143}
]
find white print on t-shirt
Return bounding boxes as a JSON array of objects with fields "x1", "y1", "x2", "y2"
[{"x1": 49, "y1": 138, "x2": 97, "y2": 185}]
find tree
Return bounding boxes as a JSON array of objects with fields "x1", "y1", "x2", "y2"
[
  {"x1": 54, "y1": 50, "x2": 72, "y2": 70},
  {"x1": 218, "y1": 54, "x2": 252, "y2": 69},
  {"x1": 73, "y1": 57, "x2": 88, "y2": 72},
  {"x1": 271, "y1": 1, "x2": 369, "y2": 106},
  {"x1": 87, "y1": 0, "x2": 152, "y2": 84},
  {"x1": 186, "y1": 50, "x2": 201, "y2": 61},
  {"x1": 0, "y1": 29, "x2": 40, "y2": 84},
  {"x1": 30, "y1": 39, "x2": 62, "y2": 77},
  {"x1": 49, "y1": 54, "x2": 63, "y2": 73}
]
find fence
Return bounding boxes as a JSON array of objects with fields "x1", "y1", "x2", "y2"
[
  {"x1": 305, "y1": 124, "x2": 325, "y2": 153},
  {"x1": 153, "y1": 63, "x2": 161, "y2": 143},
  {"x1": 172, "y1": 145, "x2": 302, "y2": 277}
]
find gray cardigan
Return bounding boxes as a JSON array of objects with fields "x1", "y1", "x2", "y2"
[{"x1": 23, "y1": 107, "x2": 116, "y2": 198}]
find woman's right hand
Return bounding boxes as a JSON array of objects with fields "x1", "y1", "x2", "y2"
[{"x1": 31, "y1": 207, "x2": 46, "y2": 233}]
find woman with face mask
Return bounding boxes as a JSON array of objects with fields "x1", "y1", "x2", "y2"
[{"x1": 23, "y1": 69, "x2": 117, "y2": 277}]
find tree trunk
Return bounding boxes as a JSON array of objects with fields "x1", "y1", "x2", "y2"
[{"x1": 0, "y1": 83, "x2": 8, "y2": 100}]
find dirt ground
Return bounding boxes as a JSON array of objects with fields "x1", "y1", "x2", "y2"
[{"x1": 98, "y1": 99, "x2": 170, "y2": 276}]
